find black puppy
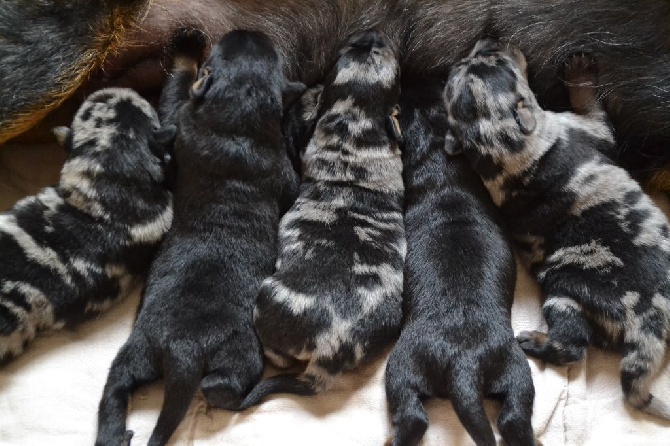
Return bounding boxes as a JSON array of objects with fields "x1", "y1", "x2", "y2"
[
  {"x1": 95, "y1": 29, "x2": 302, "y2": 445},
  {"x1": 0, "y1": 87, "x2": 173, "y2": 363},
  {"x1": 384, "y1": 81, "x2": 535, "y2": 446},
  {"x1": 239, "y1": 29, "x2": 405, "y2": 408}
]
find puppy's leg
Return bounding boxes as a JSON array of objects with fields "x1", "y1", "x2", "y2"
[
  {"x1": 620, "y1": 330, "x2": 670, "y2": 419},
  {"x1": 493, "y1": 347, "x2": 536, "y2": 446},
  {"x1": 563, "y1": 53, "x2": 600, "y2": 117},
  {"x1": 517, "y1": 295, "x2": 592, "y2": 365},
  {"x1": 158, "y1": 27, "x2": 208, "y2": 126},
  {"x1": 449, "y1": 368, "x2": 496, "y2": 446},
  {"x1": 385, "y1": 346, "x2": 429, "y2": 446},
  {"x1": 265, "y1": 347, "x2": 296, "y2": 369},
  {"x1": 148, "y1": 340, "x2": 204, "y2": 446},
  {"x1": 201, "y1": 340, "x2": 264, "y2": 410},
  {"x1": 96, "y1": 335, "x2": 158, "y2": 446}
]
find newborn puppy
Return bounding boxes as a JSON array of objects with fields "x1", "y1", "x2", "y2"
[
  {"x1": 240, "y1": 29, "x2": 405, "y2": 408},
  {"x1": 96, "y1": 29, "x2": 302, "y2": 446},
  {"x1": 385, "y1": 81, "x2": 535, "y2": 446},
  {"x1": 0, "y1": 87, "x2": 173, "y2": 363},
  {"x1": 445, "y1": 39, "x2": 670, "y2": 420}
]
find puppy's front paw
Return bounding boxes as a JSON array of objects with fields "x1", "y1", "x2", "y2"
[
  {"x1": 169, "y1": 27, "x2": 208, "y2": 62},
  {"x1": 516, "y1": 330, "x2": 548, "y2": 350},
  {"x1": 563, "y1": 52, "x2": 597, "y2": 86}
]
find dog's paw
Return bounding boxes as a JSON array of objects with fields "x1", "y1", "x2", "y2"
[
  {"x1": 516, "y1": 330, "x2": 548, "y2": 350},
  {"x1": 121, "y1": 430, "x2": 134, "y2": 446},
  {"x1": 169, "y1": 27, "x2": 208, "y2": 61},
  {"x1": 563, "y1": 52, "x2": 597, "y2": 86}
]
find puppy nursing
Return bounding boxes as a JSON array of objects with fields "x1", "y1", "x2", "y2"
[
  {"x1": 96, "y1": 29, "x2": 301, "y2": 445},
  {"x1": 385, "y1": 82, "x2": 535, "y2": 446},
  {"x1": 446, "y1": 39, "x2": 670, "y2": 420},
  {"x1": 240, "y1": 29, "x2": 405, "y2": 408},
  {"x1": 0, "y1": 88, "x2": 173, "y2": 362}
]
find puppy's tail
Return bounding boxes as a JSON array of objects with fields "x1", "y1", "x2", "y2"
[
  {"x1": 148, "y1": 340, "x2": 205, "y2": 446},
  {"x1": 620, "y1": 339, "x2": 670, "y2": 420},
  {"x1": 238, "y1": 362, "x2": 333, "y2": 410},
  {"x1": 450, "y1": 371, "x2": 496, "y2": 446}
]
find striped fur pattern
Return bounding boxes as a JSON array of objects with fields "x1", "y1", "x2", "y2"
[
  {"x1": 445, "y1": 39, "x2": 670, "y2": 420},
  {"x1": 240, "y1": 29, "x2": 405, "y2": 408},
  {"x1": 0, "y1": 87, "x2": 173, "y2": 362},
  {"x1": 384, "y1": 81, "x2": 535, "y2": 446}
]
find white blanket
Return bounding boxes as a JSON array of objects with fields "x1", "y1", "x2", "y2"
[{"x1": 1, "y1": 142, "x2": 669, "y2": 445}]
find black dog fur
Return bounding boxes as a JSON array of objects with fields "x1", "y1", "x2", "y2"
[
  {"x1": 384, "y1": 81, "x2": 535, "y2": 446},
  {"x1": 95, "y1": 29, "x2": 301, "y2": 445}
]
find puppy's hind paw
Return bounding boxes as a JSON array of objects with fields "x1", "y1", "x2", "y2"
[
  {"x1": 121, "y1": 430, "x2": 134, "y2": 446},
  {"x1": 563, "y1": 52, "x2": 598, "y2": 86},
  {"x1": 169, "y1": 27, "x2": 209, "y2": 62}
]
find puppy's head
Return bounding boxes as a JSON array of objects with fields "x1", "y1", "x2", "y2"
[
  {"x1": 316, "y1": 29, "x2": 402, "y2": 142},
  {"x1": 189, "y1": 30, "x2": 305, "y2": 127},
  {"x1": 53, "y1": 88, "x2": 174, "y2": 217},
  {"x1": 444, "y1": 39, "x2": 538, "y2": 157}
]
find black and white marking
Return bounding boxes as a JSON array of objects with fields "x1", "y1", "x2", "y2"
[
  {"x1": 0, "y1": 87, "x2": 174, "y2": 362},
  {"x1": 445, "y1": 39, "x2": 670, "y2": 420},
  {"x1": 240, "y1": 29, "x2": 406, "y2": 408}
]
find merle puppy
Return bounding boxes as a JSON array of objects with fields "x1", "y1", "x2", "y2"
[
  {"x1": 384, "y1": 81, "x2": 535, "y2": 446},
  {"x1": 95, "y1": 29, "x2": 302, "y2": 445},
  {"x1": 445, "y1": 39, "x2": 670, "y2": 420},
  {"x1": 239, "y1": 29, "x2": 405, "y2": 408},
  {"x1": 0, "y1": 87, "x2": 173, "y2": 363}
]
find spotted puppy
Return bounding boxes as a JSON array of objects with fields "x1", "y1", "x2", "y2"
[
  {"x1": 445, "y1": 38, "x2": 670, "y2": 420},
  {"x1": 239, "y1": 29, "x2": 405, "y2": 408},
  {"x1": 0, "y1": 88, "x2": 173, "y2": 363},
  {"x1": 384, "y1": 81, "x2": 535, "y2": 446},
  {"x1": 95, "y1": 29, "x2": 303, "y2": 446}
]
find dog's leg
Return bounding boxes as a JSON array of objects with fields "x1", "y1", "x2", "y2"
[
  {"x1": 264, "y1": 347, "x2": 296, "y2": 369},
  {"x1": 384, "y1": 347, "x2": 429, "y2": 446},
  {"x1": 563, "y1": 53, "x2": 601, "y2": 117},
  {"x1": 517, "y1": 295, "x2": 592, "y2": 365},
  {"x1": 158, "y1": 27, "x2": 208, "y2": 126},
  {"x1": 620, "y1": 328, "x2": 670, "y2": 419},
  {"x1": 96, "y1": 335, "x2": 158, "y2": 446},
  {"x1": 201, "y1": 341, "x2": 263, "y2": 410},
  {"x1": 449, "y1": 367, "x2": 496, "y2": 446},
  {"x1": 494, "y1": 347, "x2": 536, "y2": 446},
  {"x1": 148, "y1": 340, "x2": 204, "y2": 446}
]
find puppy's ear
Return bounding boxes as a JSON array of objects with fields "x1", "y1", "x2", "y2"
[
  {"x1": 190, "y1": 67, "x2": 212, "y2": 99},
  {"x1": 387, "y1": 104, "x2": 403, "y2": 144},
  {"x1": 52, "y1": 126, "x2": 72, "y2": 151},
  {"x1": 282, "y1": 81, "x2": 307, "y2": 109},
  {"x1": 513, "y1": 100, "x2": 536, "y2": 134},
  {"x1": 154, "y1": 124, "x2": 177, "y2": 146},
  {"x1": 444, "y1": 130, "x2": 462, "y2": 155}
]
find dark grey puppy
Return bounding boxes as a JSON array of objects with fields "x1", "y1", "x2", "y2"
[
  {"x1": 239, "y1": 29, "x2": 405, "y2": 408},
  {"x1": 445, "y1": 39, "x2": 670, "y2": 420},
  {"x1": 95, "y1": 29, "x2": 302, "y2": 446},
  {"x1": 0, "y1": 87, "x2": 173, "y2": 363},
  {"x1": 385, "y1": 81, "x2": 535, "y2": 446}
]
